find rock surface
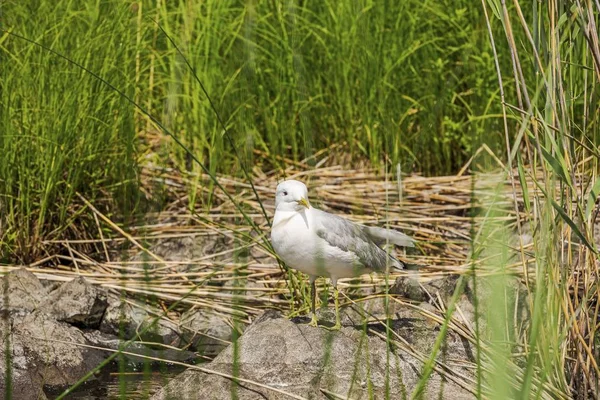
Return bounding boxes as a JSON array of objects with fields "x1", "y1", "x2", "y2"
[
  {"x1": 0, "y1": 317, "x2": 49, "y2": 400},
  {"x1": 12, "y1": 312, "x2": 107, "y2": 387},
  {"x1": 0, "y1": 270, "x2": 109, "y2": 398},
  {"x1": 39, "y1": 276, "x2": 108, "y2": 329},
  {"x1": 100, "y1": 294, "x2": 180, "y2": 346},
  {"x1": 84, "y1": 330, "x2": 196, "y2": 365},
  {"x1": 178, "y1": 308, "x2": 237, "y2": 356},
  {"x1": 152, "y1": 311, "x2": 475, "y2": 400},
  {"x1": 391, "y1": 273, "x2": 459, "y2": 303},
  {"x1": 0, "y1": 268, "x2": 47, "y2": 312}
]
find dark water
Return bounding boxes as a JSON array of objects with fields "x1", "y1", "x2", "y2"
[{"x1": 45, "y1": 364, "x2": 187, "y2": 400}]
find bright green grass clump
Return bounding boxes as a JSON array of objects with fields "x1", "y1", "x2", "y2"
[{"x1": 0, "y1": 2, "x2": 140, "y2": 262}]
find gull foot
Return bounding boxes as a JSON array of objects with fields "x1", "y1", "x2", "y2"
[{"x1": 323, "y1": 322, "x2": 342, "y2": 331}]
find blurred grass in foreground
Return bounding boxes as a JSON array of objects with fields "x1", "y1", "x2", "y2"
[{"x1": 465, "y1": 0, "x2": 600, "y2": 398}]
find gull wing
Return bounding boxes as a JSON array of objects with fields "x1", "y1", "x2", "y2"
[{"x1": 313, "y1": 209, "x2": 404, "y2": 272}]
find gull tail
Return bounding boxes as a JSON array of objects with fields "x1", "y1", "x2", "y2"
[
  {"x1": 363, "y1": 226, "x2": 415, "y2": 248},
  {"x1": 389, "y1": 255, "x2": 406, "y2": 271}
]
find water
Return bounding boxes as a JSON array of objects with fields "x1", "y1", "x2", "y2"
[{"x1": 45, "y1": 364, "x2": 186, "y2": 400}]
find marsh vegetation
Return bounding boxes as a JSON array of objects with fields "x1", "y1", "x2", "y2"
[{"x1": 1, "y1": 0, "x2": 599, "y2": 399}]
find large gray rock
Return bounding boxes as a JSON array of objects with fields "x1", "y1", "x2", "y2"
[
  {"x1": 0, "y1": 268, "x2": 47, "y2": 312},
  {"x1": 100, "y1": 295, "x2": 180, "y2": 346},
  {"x1": 152, "y1": 312, "x2": 475, "y2": 400},
  {"x1": 0, "y1": 274, "x2": 113, "y2": 398},
  {"x1": 39, "y1": 276, "x2": 108, "y2": 329}
]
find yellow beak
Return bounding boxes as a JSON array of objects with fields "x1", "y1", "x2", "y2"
[{"x1": 297, "y1": 197, "x2": 310, "y2": 209}]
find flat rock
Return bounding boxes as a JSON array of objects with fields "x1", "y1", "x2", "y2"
[
  {"x1": 0, "y1": 268, "x2": 47, "y2": 312},
  {"x1": 39, "y1": 276, "x2": 108, "y2": 329},
  {"x1": 100, "y1": 295, "x2": 180, "y2": 346},
  {"x1": 152, "y1": 311, "x2": 475, "y2": 400}
]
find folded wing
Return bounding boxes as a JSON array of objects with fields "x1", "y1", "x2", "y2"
[
  {"x1": 313, "y1": 209, "x2": 407, "y2": 272},
  {"x1": 362, "y1": 225, "x2": 415, "y2": 248}
]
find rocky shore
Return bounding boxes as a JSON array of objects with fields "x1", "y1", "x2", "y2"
[{"x1": 0, "y1": 268, "x2": 489, "y2": 399}]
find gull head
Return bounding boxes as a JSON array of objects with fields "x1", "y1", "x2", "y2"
[{"x1": 275, "y1": 180, "x2": 310, "y2": 212}]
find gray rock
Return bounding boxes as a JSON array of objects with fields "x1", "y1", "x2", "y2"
[
  {"x1": 0, "y1": 273, "x2": 111, "y2": 397},
  {"x1": 0, "y1": 268, "x2": 47, "y2": 312},
  {"x1": 5, "y1": 312, "x2": 106, "y2": 388},
  {"x1": 312, "y1": 296, "x2": 404, "y2": 328},
  {"x1": 178, "y1": 308, "x2": 238, "y2": 356},
  {"x1": 152, "y1": 312, "x2": 475, "y2": 400},
  {"x1": 100, "y1": 295, "x2": 180, "y2": 346},
  {"x1": 39, "y1": 276, "x2": 108, "y2": 329},
  {"x1": 0, "y1": 317, "x2": 48, "y2": 400}
]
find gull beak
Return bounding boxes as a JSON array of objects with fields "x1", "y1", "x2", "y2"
[{"x1": 297, "y1": 197, "x2": 310, "y2": 209}]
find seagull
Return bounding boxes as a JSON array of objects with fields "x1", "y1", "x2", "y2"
[{"x1": 270, "y1": 179, "x2": 414, "y2": 329}]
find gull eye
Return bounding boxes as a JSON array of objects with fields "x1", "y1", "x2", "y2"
[{"x1": 283, "y1": 191, "x2": 288, "y2": 196}]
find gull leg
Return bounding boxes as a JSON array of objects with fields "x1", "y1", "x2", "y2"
[
  {"x1": 309, "y1": 276, "x2": 318, "y2": 327},
  {"x1": 332, "y1": 284, "x2": 342, "y2": 330},
  {"x1": 324, "y1": 279, "x2": 342, "y2": 331}
]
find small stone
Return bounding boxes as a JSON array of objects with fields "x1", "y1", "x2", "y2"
[
  {"x1": 84, "y1": 330, "x2": 196, "y2": 365},
  {"x1": 39, "y1": 276, "x2": 108, "y2": 329},
  {"x1": 179, "y1": 308, "x2": 238, "y2": 357},
  {"x1": 391, "y1": 274, "x2": 459, "y2": 304},
  {"x1": 100, "y1": 295, "x2": 180, "y2": 346}
]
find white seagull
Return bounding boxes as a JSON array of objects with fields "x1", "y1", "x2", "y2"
[{"x1": 270, "y1": 179, "x2": 414, "y2": 329}]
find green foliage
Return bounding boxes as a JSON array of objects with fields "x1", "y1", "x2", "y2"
[
  {"x1": 468, "y1": 0, "x2": 600, "y2": 397},
  {"x1": 1, "y1": 0, "x2": 600, "y2": 398},
  {"x1": 0, "y1": 0, "x2": 513, "y2": 263},
  {"x1": 0, "y1": 2, "x2": 140, "y2": 263},
  {"x1": 152, "y1": 0, "x2": 508, "y2": 174}
]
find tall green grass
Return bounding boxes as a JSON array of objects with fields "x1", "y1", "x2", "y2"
[
  {"x1": 154, "y1": 0, "x2": 508, "y2": 173},
  {"x1": 1, "y1": 0, "x2": 511, "y2": 262},
  {"x1": 0, "y1": 2, "x2": 140, "y2": 263}
]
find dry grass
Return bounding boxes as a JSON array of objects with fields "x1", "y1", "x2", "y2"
[
  {"x1": 1, "y1": 150, "x2": 532, "y2": 316},
  {"x1": 1, "y1": 150, "x2": 595, "y2": 399}
]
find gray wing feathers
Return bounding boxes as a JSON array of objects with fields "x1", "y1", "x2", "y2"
[
  {"x1": 363, "y1": 226, "x2": 415, "y2": 247},
  {"x1": 313, "y1": 210, "x2": 404, "y2": 272}
]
